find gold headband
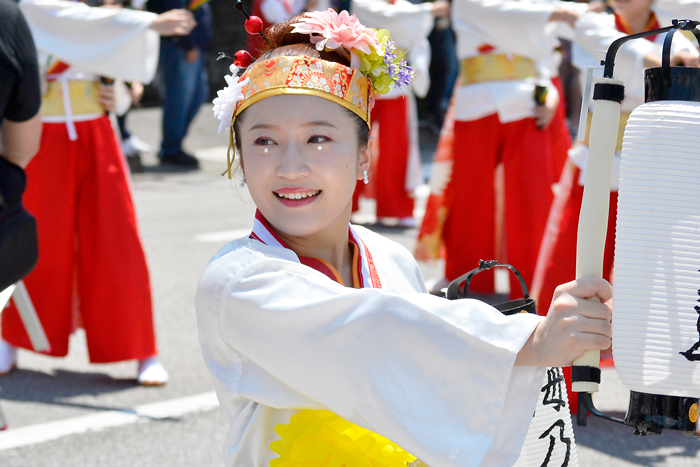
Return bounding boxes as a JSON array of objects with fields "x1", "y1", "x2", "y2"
[{"x1": 233, "y1": 55, "x2": 373, "y2": 128}]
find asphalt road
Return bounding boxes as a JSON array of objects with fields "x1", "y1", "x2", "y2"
[{"x1": 0, "y1": 105, "x2": 698, "y2": 466}]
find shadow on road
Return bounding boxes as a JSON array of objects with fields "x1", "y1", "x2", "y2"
[
  {"x1": 574, "y1": 413, "x2": 700, "y2": 466},
  {"x1": 0, "y1": 368, "x2": 137, "y2": 406}
]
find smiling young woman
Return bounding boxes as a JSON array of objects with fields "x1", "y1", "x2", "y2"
[
  {"x1": 196, "y1": 9, "x2": 613, "y2": 467},
  {"x1": 235, "y1": 94, "x2": 370, "y2": 286}
]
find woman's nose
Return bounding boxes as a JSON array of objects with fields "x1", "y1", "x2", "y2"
[{"x1": 276, "y1": 143, "x2": 310, "y2": 179}]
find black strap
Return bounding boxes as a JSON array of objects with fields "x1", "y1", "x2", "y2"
[
  {"x1": 592, "y1": 82, "x2": 625, "y2": 103},
  {"x1": 571, "y1": 366, "x2": 602, "y2": 384},
  {"x1": 445, "y1": 260, "x2": 530, "y2": 301}
]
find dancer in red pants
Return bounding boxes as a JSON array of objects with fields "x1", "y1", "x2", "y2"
[
  {"x1": 0, "y1": 0, "x2": 195, "y2": 385},
  {"x1": 417, "y1": 0, "x2": 586, "y2": 295}
]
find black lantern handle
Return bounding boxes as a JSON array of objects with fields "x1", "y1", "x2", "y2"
[
  {"x1": 445, "y1": 260, "x2": 530, "y2": 302},
  {"x1": 661, "y1": 20, "x2": 700, "y2": 85}
]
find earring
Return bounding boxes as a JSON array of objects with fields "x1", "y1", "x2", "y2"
[
  {"x1": 317, "y1": 145, "x2": 322, "y2": 151},
  {"x1": 240, "y1": 174, "x2": 246, "y2": 187},
  {"x1": 363, "y1": 170, "x2": 369, "y2": 185},
  {"x1": 263, "y1": 147, "x2": 269, "y2": 153}
]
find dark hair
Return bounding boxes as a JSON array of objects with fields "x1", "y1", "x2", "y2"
[{"x1": 233, "y1": 15, "x2": 370, "y2": 157}]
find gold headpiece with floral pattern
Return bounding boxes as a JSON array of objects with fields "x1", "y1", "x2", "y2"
[{"x1": 236, "y1": 55, "x2": 373, "y2": 127}]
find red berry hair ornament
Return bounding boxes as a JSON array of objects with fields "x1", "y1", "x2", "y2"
[{"x1": 235, "y1": 0, "x2": 269, "y2": 46}]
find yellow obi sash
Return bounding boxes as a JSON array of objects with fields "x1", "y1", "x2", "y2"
[
  {"x1": 460, "y1": 54, "x2": 536, "y2": 85},
  {"x1": 584, "y1": 112, "x2": 631, "y2": 152},
  {"x1": 41, "y1": 80, "x2": 103, "y2": 117}
]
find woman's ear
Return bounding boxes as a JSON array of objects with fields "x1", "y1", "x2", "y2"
[{"x1": 356, "y1": 137, "x2": 373, "y2": 181}]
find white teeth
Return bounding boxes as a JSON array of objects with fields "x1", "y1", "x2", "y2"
[{"x1": 276, "y1": 190, "x2": 320, "y2": 200}]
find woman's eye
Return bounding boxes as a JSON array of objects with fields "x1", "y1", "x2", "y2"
[
  {"x1": 254, "y1": 137, "x2": 274, "y2": 146},
  {"x1": 308, "y1": 135, "x2": 330, "y2": 144}
]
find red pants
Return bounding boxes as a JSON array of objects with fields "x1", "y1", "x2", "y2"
[
  {"x1": 1, "y1": 117, "x2": 157, "y2": 363},
  {"x1": 443, "y1": 114, "x2": 553, "y2": 294},
  {"x1": 353, "y1": 97, "x2": 414, "y2": 219},
  {"x1": 532, "y1": 162, "x2": 617, "y2": 412}
]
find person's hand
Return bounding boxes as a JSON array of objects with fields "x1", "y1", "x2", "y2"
[
  {"x1": 515, "y1": 277, "x2": 613, "y2": 367},
  {"x1": 645, "y1": 50, "x2": 700, "y2": 69},
  {"x1": 98, "y1": 84, "x2": 116, "y2": 112},
  {"x1": 431, "y1": 1, "x2": 451, "y2": 19},
  {"x1": 548, "y1": 8, "x2": 581, "y2": 27},
  {"x1": 130, "y1": 81, "x2": 144, "y2": 106},
  {"x1": 588, "y1": 1, "x2": 606, "y2": 13},
  {"x1": 150, "y1": 9, "x2": 196, "y2": 37},
  {"x1": 186, "y1": 47, "x2": 200, "y2": 64},
  {"x1": 671, "y1": 50, "x2": 700, "y2": 68},
  {"x1": 534, "y1": 87, "x2": 559, "y2": 130}
]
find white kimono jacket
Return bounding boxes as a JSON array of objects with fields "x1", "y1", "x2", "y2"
[{"x1": 196, "y1": 221, "x2": 546, "y2": 467}]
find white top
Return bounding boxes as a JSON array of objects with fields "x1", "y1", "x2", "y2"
[
  {"x1": 260, "y1": 0, "x2": 331, "y2": 24},
  {"x1": 196, "y1": 225, "x2": 546, "y2": 467},
  {"x1": 451, "y1": 0, "x2": 586, "y2": 123},
  {"x1": 654, "y1": 0, "x2": 700, "y2": 20},
  {"x1": 19, "y1": 0, "x2": 160, "y2": 84},
  {"x1": 574, "y1": 10, "x2": 699, "y2": 113},
  {"x1": 351, "y1": 0, "x2": 434, "y2": 98}
]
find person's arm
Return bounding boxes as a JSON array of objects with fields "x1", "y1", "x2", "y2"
[
  {"x1": 197, "y1": 241, "x2": 609, "y2": 465},
  {"x1": 0, "y1": 1, "x2": 42, "y2": 168},
  {"x1": 0, "y1": 114, "x2": 42, "y2": 168},
  {"x1": 655, "y1": 0, "x2": 700, "y2": 20},
  {"x1": 19, "y1": 0, "x2": 194, "y2": 83}
]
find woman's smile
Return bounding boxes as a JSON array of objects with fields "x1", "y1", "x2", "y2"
[{"x1": 274, "y1": 188, "x2": 322, "y2": 206}]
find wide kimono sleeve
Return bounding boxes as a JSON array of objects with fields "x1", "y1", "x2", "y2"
[
  {"x1": 19, "y1": 0, "x2": 159, "y2": 83},
  {"x1": 196, "y1": 239, "x2": 546, "y2": 467},
  {"x1": 452, "y1": 0, "x2": 556, "y2": 60}
]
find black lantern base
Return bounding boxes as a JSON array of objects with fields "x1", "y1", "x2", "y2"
[{"x1": 624, "y1": 391, "x2": 699, "y2": 435}]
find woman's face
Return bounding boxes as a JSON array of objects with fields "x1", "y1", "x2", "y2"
[
  {"x1": 237, "y1": 94, "x2": 369, "y2": 239},
  {"x1": 610, "y1": 0, "x2": 654, "y2": 18}
]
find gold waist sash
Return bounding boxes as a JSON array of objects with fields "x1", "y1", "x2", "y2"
[
  {"x1": 460, "y1": 54, "x2": 536, "y2": 84},
  {"x1": 584, "y1": 112, "x2": 631, "y2": 152},
  {"x1": 41, "y1": 80, "x2": 103, "y2": 117}
]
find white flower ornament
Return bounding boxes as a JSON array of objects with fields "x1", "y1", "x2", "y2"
[{"x1": 212, "y1": 64, "x2": 250, "y2": 134}]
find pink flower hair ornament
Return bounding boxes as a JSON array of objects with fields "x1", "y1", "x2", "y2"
[
  {"x1": 290, "y1": 9, "x2": 380, "y2": 69},
  {"x1": 289, "y1": 9, "x2": 413, "y2": 95}
]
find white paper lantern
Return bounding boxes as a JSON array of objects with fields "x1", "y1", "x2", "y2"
[
  {"x1": 513, "y1": 367, "x2": 579, "y2": 467},
  {"x1": 613, "y1": 100, "x2": 700, "y2": 398}
]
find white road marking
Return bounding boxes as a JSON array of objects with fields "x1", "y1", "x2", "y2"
[
  {"x1": 0, "y1": 391, "x2": 219, "y2": 451},
  {"x1": 194, "y1": 228, "x2": 252, "y2": 243}
]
